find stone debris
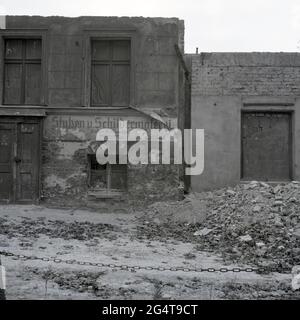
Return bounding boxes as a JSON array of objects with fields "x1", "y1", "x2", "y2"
[
  {"x1": 140, "y1": 181, "x2": 300, "y2": 270},
  {"x1": 291, "y1": 266, "x2": 300, "y2": 291},
  {"x1": 252, "y1": 205, "x2": 261, "y2": 213},
  {"x1": 193, "y1": 228, "x2": 213, "y2": 237},
  {"x1": 256, "y1": 242, "x2": 266, "y2": 248},
  {"x1": 293, "y1": 227, "x2": 300, "y2": 239},
  {"x1": 33, "y1": 268, "x2": 105, "y2": 295},
  {"x1": 0, "y1": 218, "x2": 119, "y2": 241},
  {"x1": 239, "y1": 235, "x2": 253, "y2": 242},
  {"x1": 226, "y1": 189, "x2": 236, "y2": 196}
]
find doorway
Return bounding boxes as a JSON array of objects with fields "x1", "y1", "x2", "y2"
[
  {"x1": 0, "y1": 117, "x2": 41, "y2": 203},
  {"x1": 241, "y1": 112, "x2": 292, "y2": 181}
]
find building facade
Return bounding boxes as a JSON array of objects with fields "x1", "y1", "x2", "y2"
[
  {"x1": 189, "y1": 53, "x2": 300, "y2": 191},
  {"x1": 0, "y1": 16, "x2": 186, "y2": 208},
  {"x1": 1, "y1": 15, "x2": 299, "y2": 205}
]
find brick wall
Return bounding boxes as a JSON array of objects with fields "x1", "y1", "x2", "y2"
[
  {"x1": 0, "y1": 16, "x2": 184, "y2": 206},
  {"x1": 40, "y1": 112, "x2": 182, "y2": 207},
  {"x1": 190, "y1": 52, "x2": 300, "y2": 192},
  {"x1": 192, "y1": 53, "x2": 300, "y2": 96}
]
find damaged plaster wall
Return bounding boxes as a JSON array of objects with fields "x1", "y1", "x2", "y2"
[
  {"x1": 42, "y1": 112, "x2": 182, "y2": 207},
  {"x1": 3, "y1": 15, "x2": 184, "y2": 118},
  {"x1": 0, "y1": 16, "x2": 185, "y2": 207}
]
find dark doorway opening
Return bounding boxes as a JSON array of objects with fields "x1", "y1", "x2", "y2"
[{"x1": 241, "y1": 111, "x2": 292, "y2": 181}]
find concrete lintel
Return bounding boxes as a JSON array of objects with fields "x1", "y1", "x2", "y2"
[
  {"x1": 242, "y1": 96, "x2": 296, "y2": 106},
  {"x1": 0, "y1": 108, "x2": 46, "y2": 117}
]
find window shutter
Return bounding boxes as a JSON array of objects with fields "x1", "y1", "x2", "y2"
[
  {"x1": 91, "y1": 39, "x2": 130, "y2": 107},
  {"x1": 3, "y1": 39, "x2": 42, "y2": 105},
  {"x1": 4, "y1": 63, "x2": 22, "y2": 104}
]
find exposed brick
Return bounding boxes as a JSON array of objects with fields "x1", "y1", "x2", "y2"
[
  {"x1": 191, "y1": 53, "x2": 300, "y2": 97},
  {"x1": 1, "y1": 15, "x2": 185, "y2": 207}
]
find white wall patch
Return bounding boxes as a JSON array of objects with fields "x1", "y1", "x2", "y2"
[
  {"x1": 0, "y1": 15, "x2": 6, "y2": 29},
  {"x1": 0, "y1": 266, "x2": 6, "y2": 290}
]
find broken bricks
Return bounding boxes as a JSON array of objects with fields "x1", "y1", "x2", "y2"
[{"x1": 141, "y1": 180, "x2": 300, "y2": 270}]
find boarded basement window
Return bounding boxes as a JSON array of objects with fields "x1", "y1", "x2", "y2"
[
  {"x1": 88, "y1": 154, "x2": 127, "y2": 190},
  {"x1": 91, "y1": 39, "x2": 130, "y2": 107},
  {"x1": 3, "y1": 39, "x2": 42, "y2": 105}
]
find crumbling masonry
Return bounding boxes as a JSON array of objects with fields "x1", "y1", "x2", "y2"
[{"x1": 1, "y1": 15, "x2": 300, "y2": 209}]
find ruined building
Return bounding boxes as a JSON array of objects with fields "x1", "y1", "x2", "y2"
[
  {"x1": 1, "y1": 15, "x2": 300, "y2": 208},
  {"x1": 0, "y1": 16, "x2": 186, "y2": 208},
  {"x1": 189, "y1": 53, "x2": 300, "y2": 191}
]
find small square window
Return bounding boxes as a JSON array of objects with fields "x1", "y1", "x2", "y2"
[{"x1": 88, "y1": 154, "x2": 127, "y2": 190}]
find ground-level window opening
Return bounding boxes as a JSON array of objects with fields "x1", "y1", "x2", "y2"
[{"x1": 88, "y1": 154, "x2": 127, "y2": 191}]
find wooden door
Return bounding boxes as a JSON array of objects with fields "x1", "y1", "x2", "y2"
[
  {"x1": 16, "y1": 122, "x2": 40, "y2": 202},
  {"x1": 0, "y1": 117, "x2": 40, "y2": 203},
  {"x1": 0, "y1": 122, "x2": 14, "y2": 201},
  {"x1": 242, "y1": 112, "x2": 292, "y2": 181}
]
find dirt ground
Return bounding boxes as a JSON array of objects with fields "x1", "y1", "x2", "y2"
[{"x1": 0, "y1": 205, "x2": 299, "y2": 300}]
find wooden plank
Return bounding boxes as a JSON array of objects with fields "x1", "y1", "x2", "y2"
[
  {"x1": 112, "y1": 40, "x2": 130, "y2": 61},
  {"x1": 4, "y1": 39, "x2": 42, "y2": 105},
  {"x1": 91, "y1": 40, "x2": 130, "y2": 107},
  {"x1": 111, "y1": 64, "x2": 130, "y2": 107},
  {"x1": 0, "y1": 124, "x2": 13, "y2": 201},
  {"x1": 16, "y1": 122, "x2": 40, "y2": 202},
  {"x1": 0, "y1": 109, "x2": 46, "y2": 117},
  {"x1": 91, "y1": 64, "x2": 110, "y2": 106},
  {"x1": 25, "y1": 39, "x2": 42, "y2": 59},
  {"x1": 4, "y1": 63, "x2": 22, "y2": 104},
  {"x1": 92, "y1": 40, "x2": 110, "y2": 61},
  {"x1": 5, "y1": 39, "x2": 23, "y2": 59},
  {"x1": 25, "y1": 63, "x2": 41, "y2": 105},
  {"x1": 242, "y1": 112, "x2": 291, "y2": 181}
]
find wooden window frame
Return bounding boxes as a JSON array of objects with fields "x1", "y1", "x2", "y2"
[
  {"x1": 0, "y1": 29, "x2": 48, "y2": 107},
  {"x1": 91, "y1": 39, "x2": 131, "y2": 107},
  {"x1": 87, "y1": 154, "x2": 128, "y2": 191},
  {"x1": 82, "y1": 29, "x2": 136, "y2": 108},
  {"x1": 4, "y1": 39, "x2": 42, "y2": 105}
]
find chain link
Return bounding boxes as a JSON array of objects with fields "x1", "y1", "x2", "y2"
[{"x1": 0, "y1": 250, "x2": 291, "y2": 274}]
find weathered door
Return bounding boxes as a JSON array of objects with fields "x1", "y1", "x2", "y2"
[
  {"x1": 0, "y1": 122, "x2": 14, "y2": 201},
  {"x1": 0, "y1": 118, "x2": 40, "y2": 203},
  {"x1": 242, "y1": 112, "x2": 292, "y2": 181}
]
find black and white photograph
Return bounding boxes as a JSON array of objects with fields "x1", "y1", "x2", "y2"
[{"x1": 0, "y1": 0, "x2": 300, "y2": 310}]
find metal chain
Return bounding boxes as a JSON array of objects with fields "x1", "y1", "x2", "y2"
[{"x1": 0, "y1": 250, "x2": 291, "y2": 274}]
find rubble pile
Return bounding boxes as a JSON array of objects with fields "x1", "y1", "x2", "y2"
[
  {"x1": 140, "y1": 181, "x2": 300, "y2": 270},
  {"x1": 0, "y1": 218, "x2": 119, "y2": 241},
  {"x1": 221, "y1": 280, "x2": 300, "y2": 300},
  {"x1": 30, "y1": 268, "x2": 104, "y2": 294}
]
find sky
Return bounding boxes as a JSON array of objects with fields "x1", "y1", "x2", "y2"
[{"x1": 0, "y1": 0, "x2": 300, "y2": 53}]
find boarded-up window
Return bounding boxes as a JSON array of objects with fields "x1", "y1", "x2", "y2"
[
  {"x1": 91, "y1": 40, "x2": 130, "y2": 107},
  {"x1": 88, "y1": 154, "x2": 127, "y2": 190},
  {"x1": 4, "y1": 39, "x2": 42, "y2": 105}
]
